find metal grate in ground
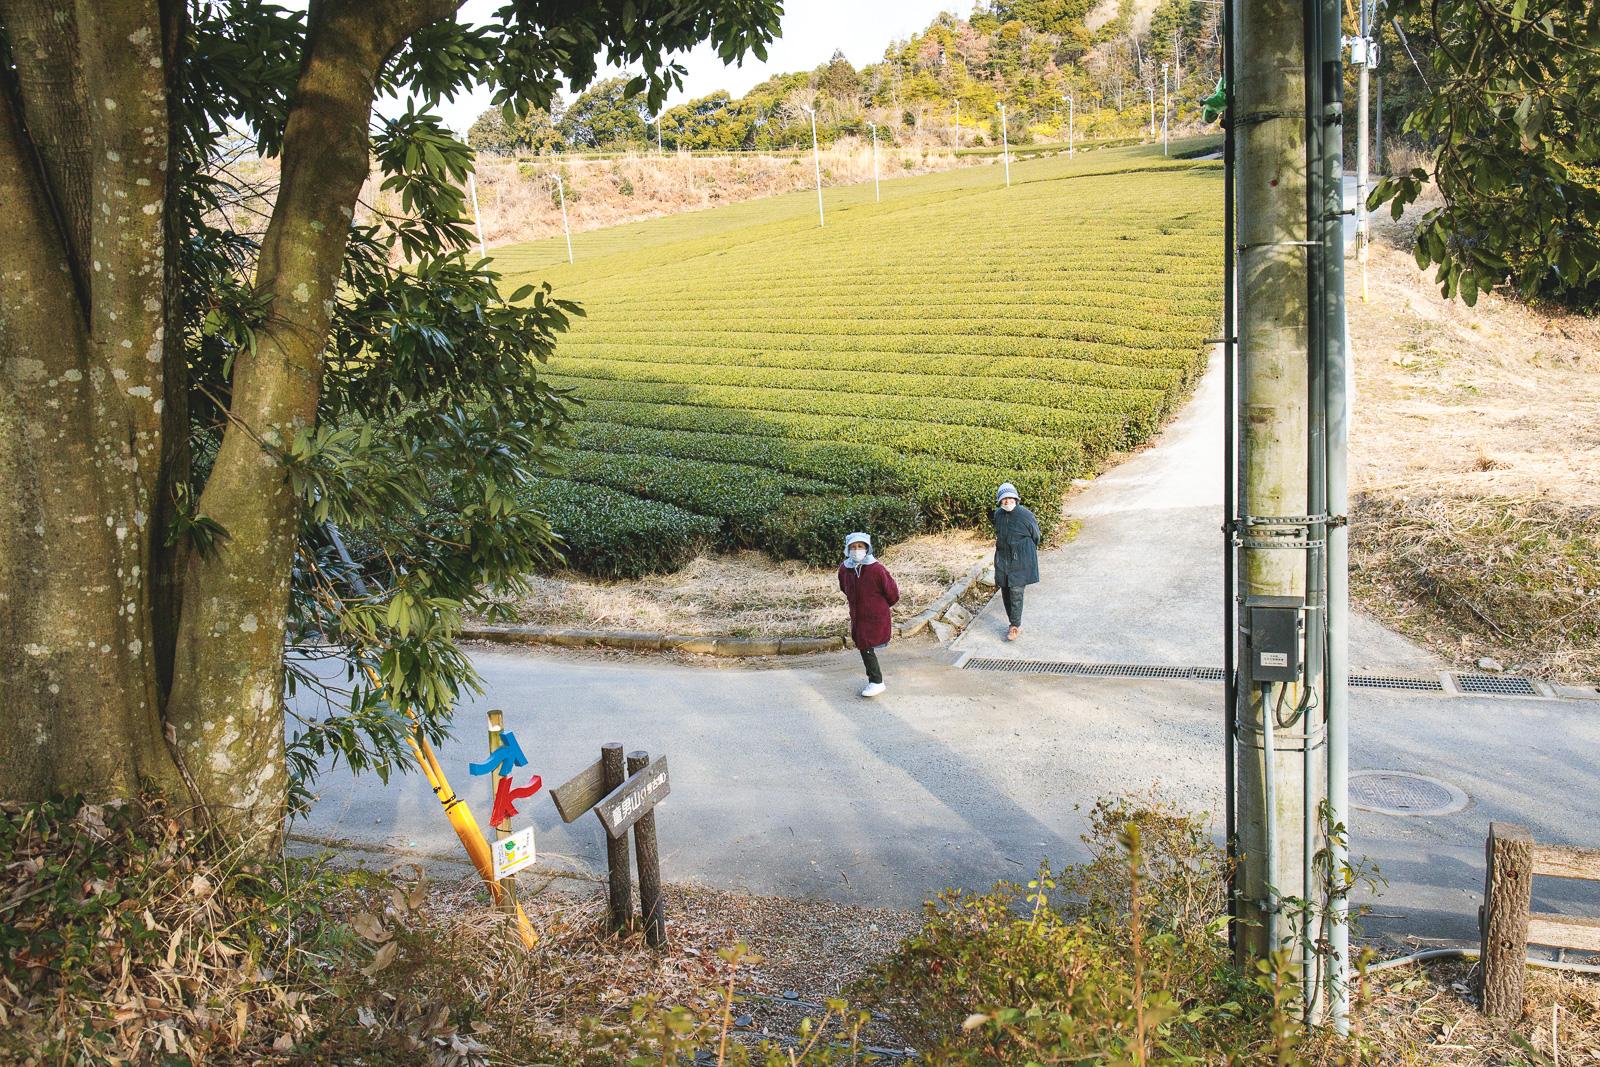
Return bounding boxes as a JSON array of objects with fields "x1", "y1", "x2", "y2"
[
  {"x1": 1349, "y1": 674, "x2": 1445, "y2": 692},
  {"x1": 1452, "y1": 673, "x2": 1541, "y2": 697},
  {"x1": 961, "y1": 658, "x2": 1214, "y2": 680}
]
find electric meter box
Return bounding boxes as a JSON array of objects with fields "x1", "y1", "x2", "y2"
[{"x1": 1247, "y1": 595, "x2": 1304, "y2": 683}]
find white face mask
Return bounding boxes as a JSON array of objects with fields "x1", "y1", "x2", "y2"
[
  {"x1": 1001, "y1": 499, "x2": 1017, "y2": 512},
  {"x1": 849, "y1": 547, "x2": 867, "y2": 562}
]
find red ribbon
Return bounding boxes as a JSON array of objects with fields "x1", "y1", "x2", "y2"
[{"x1": 490, "y1": 774, "x2": 543, "y2": 826}]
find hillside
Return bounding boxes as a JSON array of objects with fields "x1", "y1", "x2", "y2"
[{"x1": 490, "y1": 139, "x2": 1223, "y2": 579}]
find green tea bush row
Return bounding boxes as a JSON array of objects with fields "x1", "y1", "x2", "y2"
[
  {"x1": 580, "y1": 316, "x2": 1203, "y2": 350},
  {"x1": 577, "y1": 399, "x2": 1085, "y2": 470},
  {"x1": 560, "y1": 344, "x2": 1190, "y2": 394},
  {"x1": 569, "y1": 420, "x2": 1075, "y2": 535},
  {"x1": 556, "y1": 448, "x2": 837, "y2": 548},
  {"x1": 516, "y1": 479, "x2": 719, "y2": 578},
  {"x1": 761, "y1": 494, "x2": 924, "y2": 567}
]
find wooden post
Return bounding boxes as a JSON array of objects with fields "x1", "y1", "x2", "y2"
[
  {"x1": 1481, "y1": 822, "x2": 1534, "y2": 1019},
  {"x1": 628, "y1": 750, "x2": 666, "y2": 947},
  {"x1": 487, "y1": 710, "x2": 514, "y2": 907},
  {"x1": 601, "y1": 743, "x2": 632, "y2": 933}
]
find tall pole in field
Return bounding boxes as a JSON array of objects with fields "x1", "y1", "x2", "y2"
[
  {"x1": 804, "y1": 106, "x2": 823, "y2": 226},
  {"x1": 1067, "y1": 92, "x2": 1074, "y2": 157},
  {"x1": 1162, "y1": 63, "x2": 1170, "y2": 155},
  {"x1": 466, "y1": 172, "x2": 487, "y2": 259},
  {"x1": 1148, "y1": 85, "x2": 1156, "y2": 138},
  {"x1": 656, "y1": 115, "x2": 663, "y2": 152},
  {"x1": 1354, "y1": 0, "x2": 1373, "y2": 302},
  {"x1": 870, "y1": 123, "x2": 880, "y2": 202},
  {"x1": 554, "y1": 172, "x2": 572, "y2": 263},
  {"x1": 999, "y1": 103, "x2": 1010, "y2": 187}
]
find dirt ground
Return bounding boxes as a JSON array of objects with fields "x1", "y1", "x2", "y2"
[
  {"x1": 496, "y1": 531, "x2": 995, "y2": 639},
  {"x1": 1346, "y1": 203, "x2": 1600, "y2": 683}
]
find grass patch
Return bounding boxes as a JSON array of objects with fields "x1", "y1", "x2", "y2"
[{"x1": 1351, "y1": 492, "x2": 1600, "y2": 682}]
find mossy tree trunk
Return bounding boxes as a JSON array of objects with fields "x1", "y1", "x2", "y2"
[{"x1": 0, "y1": 0, "x2": 451, "y2": 847}]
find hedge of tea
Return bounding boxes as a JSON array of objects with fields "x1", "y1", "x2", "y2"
[{"x1": 497, "y1": 146, "x2": 1222, "y2": 576}]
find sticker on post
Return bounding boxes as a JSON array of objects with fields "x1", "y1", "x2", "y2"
[
  {"x1": 1260, "y1": 652, "x2": 1288, "y2": 668},
  {"x1": 493, "y1": 826, "x2": 536, "y2": 878}
]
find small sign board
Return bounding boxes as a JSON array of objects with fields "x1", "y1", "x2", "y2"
[
  {"x1": 595, "y1": 756, "x2": 670, "y2": 839},
  {"x1": 492, "y1": 826, "x2": 536, "y2": 879},
  {"x1": 551, "y1": 758, "x2": 607, "y2": 823}
]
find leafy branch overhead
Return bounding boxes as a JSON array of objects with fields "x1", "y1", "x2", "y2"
[{"x1": 1368, "y1": 0, "x2": 1600, "y2": 308}]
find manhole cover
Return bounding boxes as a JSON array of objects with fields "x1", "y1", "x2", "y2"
[{"x1": 1350, "y1": 771, "x2": 1468, "y2": 816}]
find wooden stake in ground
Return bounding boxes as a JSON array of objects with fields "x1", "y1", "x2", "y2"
[
  {"x1": 602, "y1": 743, "x2": 633, "y2": 933},
  {"x1": 628, "y1": 750, "x2": 666, "y2": 946},
  {"x1": 1481, "y1": 822, "x2": 1534, "y2": 1019}
]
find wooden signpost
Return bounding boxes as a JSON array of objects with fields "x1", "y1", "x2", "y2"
[{"x1": 553, "y1": 743, "x2": 671, "y2": 946}]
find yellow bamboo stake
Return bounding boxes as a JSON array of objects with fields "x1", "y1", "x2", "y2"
[{"x1": 364, "y1": 666, "x2": 538, "y2": 948}]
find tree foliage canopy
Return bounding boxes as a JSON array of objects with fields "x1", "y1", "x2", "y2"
[
  {"x1": 0, "y1": 0, "x2": 779, "y2": 841},
  {"x1": 1369, "y1": 0, "x2": 1600, "y2": 309}
]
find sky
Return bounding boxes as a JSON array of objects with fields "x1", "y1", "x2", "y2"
[{"x1": 430, "y1": 0, "x2": 964, "y2": 134}]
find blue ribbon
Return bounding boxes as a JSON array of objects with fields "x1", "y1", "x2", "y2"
[{"x1": 468, "y1": 730, "x2": 529, "y2": 776}]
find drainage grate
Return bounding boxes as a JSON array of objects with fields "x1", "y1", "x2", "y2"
[
  {"x1": 1350, "y1": 771, "x2": 1469, "y2": 817},
  {"x1": 1350, "y1": 674, "x2": 1445, "y2": 692},
  {"x1": 1453, "y1": 673, "x2": 1540, "y2": 697},
  {"x1": 962, "y1": 658, "x2": 1216, "y2": 680}
]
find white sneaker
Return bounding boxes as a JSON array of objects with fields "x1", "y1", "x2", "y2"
[{"x1": 859, "y1": 681, "x2": 886, "y2": 698}]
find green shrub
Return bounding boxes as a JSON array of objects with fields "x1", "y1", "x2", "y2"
[
  {"x1": 761, "y1": 494, "x2": 924, "y2": 567},
  {"x1": 519, "y1": 479, "x2": 718, "y2": 578}
]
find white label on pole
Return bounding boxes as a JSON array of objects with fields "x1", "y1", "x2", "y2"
[
  {"x1": 1261, "y1": 652, "x2": 1289, "y2": 669},
  {"x1": 493, "y1": 826, "x2": 536, "y2": 878}
]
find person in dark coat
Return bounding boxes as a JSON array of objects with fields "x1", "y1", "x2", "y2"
[
  {"x1": 991, "y1": 482, "x2": 1041, "y2": 641},
  {"x1": 838, "y1": 531, "x2": 899, "y2": 697}
]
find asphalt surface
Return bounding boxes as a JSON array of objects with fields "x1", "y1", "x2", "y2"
[{"x1": 298, "y1": 341, "x2": 1600, "y2": 949}]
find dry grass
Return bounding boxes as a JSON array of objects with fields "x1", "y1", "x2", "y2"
[
  {"x1": 1348, "y1": 202, "x2": 1600, "y2": 684},
  {"x1": 493, "y1": 531, "x2": 992, "y2": 638},
  {"x1": 1352, "y1": 957, "x2": 1600, "y2": 1066},
  {"x1": 467, "y1": 139, "x2": 975, "y2": 249}
]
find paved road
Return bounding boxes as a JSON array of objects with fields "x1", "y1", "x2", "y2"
[{"x1": 300, "y1": 349, "x2": 1600, "y2": 947}]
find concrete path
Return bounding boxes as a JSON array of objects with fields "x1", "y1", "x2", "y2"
[
  {"x1": 953, "y1": 349, "x2": 1434, "y2": 673},
  {"x1": 299, "y1": 346, "x2": 1600, "y2": 948}
]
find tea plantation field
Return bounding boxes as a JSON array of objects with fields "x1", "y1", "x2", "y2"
[{"x1": 493, "y1": 141, "x2": 1223, "y2": 577}]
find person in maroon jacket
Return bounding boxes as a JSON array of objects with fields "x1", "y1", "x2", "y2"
[{"x1": 838, "y1": 531, "x2": 899, "y2": 698}]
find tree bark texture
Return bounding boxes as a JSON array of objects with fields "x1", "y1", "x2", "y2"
[
  {"x1": 1479, "y1": 822, "x2": 1532, "y2": 1020},
  {"x1": 1, "y1": 0, "x2": 455, "y2": 847}
]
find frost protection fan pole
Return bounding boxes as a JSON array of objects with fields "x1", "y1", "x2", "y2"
[
  {"x1": 999, "y1": 103, "x2": 1010, "y2": 187},
  {"x1": 804, "y1": 105, "x2": 824, "y2": 227},
  {"x1": 467, "y1": 172, "x2": 487, "y2": 259},
  {"x1": 554, "y1": 171, "x2": 573, "y2": 263},
  {"x1": 870, "y1": 122, "x2": 880, "y2": 202},
  {"x1": 1148, "y1": 84, "x2": 1156, "y2": 138},
  {"x1": 1162, "y1": 63, "x2": 1170, "y2": 155}
]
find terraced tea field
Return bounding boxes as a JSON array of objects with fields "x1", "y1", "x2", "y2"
[{"x1": 493, "y1": 142, "x2": 1223, "y2": 577}]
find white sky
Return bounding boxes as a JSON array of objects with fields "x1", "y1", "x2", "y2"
[{"x1": 431, "y1": 0, "x2": 964, "y2": 134}]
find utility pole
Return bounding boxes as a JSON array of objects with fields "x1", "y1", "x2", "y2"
[
  {"x1": 1354, "y1": 0, "x2": 1374, "y2": 301},
  {"x1": 466, "y1": 172, "x2": 487, "y2": 259},
  {"x1": 1231, "y1": 0, "x2": 1346, "y2": 1018},
  {"x1": 1148, "y1": 84, "x2": 1155, "y2": 138},
  {"x1": 870, "y1": 122, "x2": 880, "y2": 202},
  {"x1": 553, "y1": 172, "x2": 572, "y2": 263},
  {"x1": 999, "y1": 103, "x2": 1010, "y2": 187},
  {"x1": 1162, "y1": 63, "x2": 1170, "y2": 155},
  {"x1": 803, "y1": 105, "x2": 823, "y2": 226}
]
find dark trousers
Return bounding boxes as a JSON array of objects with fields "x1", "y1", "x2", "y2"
[
  {"x1": 1001, "y1": 582, "x2": 1025, "y2": 627},
  {"x1": 860, "y1": 647, "x2": 883, "y2": 684}
]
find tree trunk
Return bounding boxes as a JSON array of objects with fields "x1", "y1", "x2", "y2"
[
  {"x1": 0, "y1": 0, "x2": 186, "y2": 804},
  {"x1": 2, "y1": 0, "x2": 451, "y2": 849}
]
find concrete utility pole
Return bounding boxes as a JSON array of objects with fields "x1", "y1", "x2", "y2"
[
  {"x1": 554, "y1": 172, "x2": 572, "y2": 263},
  {"x1": 999, "y1": 103, "x2": 1010, "y2": 187},
  {"x1": 803, "y1": 105, "x2": 824, "y2": 226},
  {"x1": 1162, "y1": 63, "x2": 1170, "y2": 155},
  {"x1": 1232, "y1": 0, "x2": 1321, "y2": 978},
  {"x1": 870, "y1": 123, "x2": 880, "y2": 202},
  {"x1": 1148, "y1": 85, "x2": 1156, "y2": 138}
]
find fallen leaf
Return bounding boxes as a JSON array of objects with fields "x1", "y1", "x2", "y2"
[{"x1": 362, "y1": 941, "x2": 399, "y2": 977}]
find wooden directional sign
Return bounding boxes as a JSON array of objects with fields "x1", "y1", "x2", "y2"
[
  {"x1": 594, "y1": 755, "x2": 670, "y2": 839},
  {"x1": 551, "y1": 758, "x2": 607, "y2": 823}
]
